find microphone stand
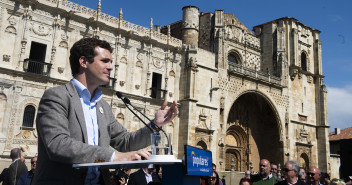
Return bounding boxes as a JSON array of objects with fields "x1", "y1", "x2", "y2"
[{"x1": 116, "y1": 92, "x2": 173, "y2": 155}]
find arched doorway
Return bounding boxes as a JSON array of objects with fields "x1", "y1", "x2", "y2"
[
  {"x1": 226, "y1": 92, "x2": 282, "y2": 172},
  {"x1": 196, "y1": 140, "x2": 208, "y2": 150},
  {"x1": 224, "y1": 125, "x2": 247, "y2": 171},
  {"x1": 299, "y1": 153, "x2": 310, "y2": 169}
]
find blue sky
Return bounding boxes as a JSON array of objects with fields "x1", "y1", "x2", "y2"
[{"x1": 69, "y1": 0, "x2": 352, "y2": 131}]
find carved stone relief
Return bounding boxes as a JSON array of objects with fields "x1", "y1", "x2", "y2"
[
  {"x1": 5, "y1": 26, "x2": 16, "y2": 34},
  {"x1": 3, "y1": 55, "x2": 10, "y2": 62},
  {"x1": 153, "y1": 57, "x2": 164, "y2": 69},
  {"x1": 296, "y1": 126, "x2": 311, "y2": 144},
  {"x1": 31, "y1": 23, "x2": 52, "y2": 36}
]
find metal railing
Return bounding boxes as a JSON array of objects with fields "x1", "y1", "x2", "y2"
[
  {"x1": 23, "y1": 59, "x2": 52, "y2": 76},
  {"x1": 150, "y1": 87, "x2": 167, "y2": 100},
  {"x1": 228, "y1": 62, "x2": 281, "y2": 85}
]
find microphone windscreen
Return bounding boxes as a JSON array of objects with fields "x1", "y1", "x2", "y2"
[
  {"x1": 116, "y1": 91, "x2": 123, "y2": 99},
  {"x1": 123, "y1": 97, "x2": 131, "y2": 104}
]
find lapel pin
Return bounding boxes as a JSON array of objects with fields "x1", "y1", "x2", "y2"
[{"x1": 99, "y1": 107, "x2": 104, "y2": 114}]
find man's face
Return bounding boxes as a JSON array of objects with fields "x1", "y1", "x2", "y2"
[
  {"x1": 259, "y1": 160, "x2": 271, "y2": 177},
  {"x1": 299, "y1": 168, "x2": 306, "y2": 180},
  {"x1": 83, "y1": 47, "x2": 113, "y2": 87},
  {"x1": 31, "y1": 157, "x2": 37, "y2": 171},
  {"x1": 245, "y1": 171, "x2": 251, "y2": 179},
  {"x1": 307, "y1": 167, "x2": 321, "y2": 183},
  {"x1": 282, "y1": 163, "x2": 297, "y2": 180},
  {"x1": 271, "y1": 164, "x2": 278, "y2": 174},
  {"x1": 208, "y1": 172, "x2": 217, "y2": 185}
]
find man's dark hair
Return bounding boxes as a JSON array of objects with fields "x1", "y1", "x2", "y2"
[
  {"x1": 10, "y1": 148, "x2": 21, "y2": 160},
  {"x1": 69, "y1": 37, "x2": 113, "y2": 76}
]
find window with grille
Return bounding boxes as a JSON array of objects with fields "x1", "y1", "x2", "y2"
[{"x1": 22, "y1": 105, "x2": 35, "y2": 127}]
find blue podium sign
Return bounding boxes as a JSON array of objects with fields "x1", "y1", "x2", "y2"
[{"x1": 184, "y1": 145, "x2": 212, "y2": 176}]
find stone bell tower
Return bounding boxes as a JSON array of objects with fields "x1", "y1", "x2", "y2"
[{"x1": 182, "y1": 6, "x2": 199, "y2": 47}]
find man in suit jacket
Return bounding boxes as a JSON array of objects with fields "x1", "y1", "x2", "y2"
[
  {"x1": 3, "y1": 148, "x2": 28, "y2": 185},
  {"x1": 127, "y1": 168, "x2": 161, "y2": 185},
  {"x1": 17, "y1": 156, "x2": 37, "y2": 185},
  {"x1": 32, "y1": 38, "x2": 177, "y2": 185}
]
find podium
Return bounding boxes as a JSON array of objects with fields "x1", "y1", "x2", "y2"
[
  {"x1": 73, "y1": 157, "x2": 200, "y2": 185},
  {"x1": 73, "y1": 145, "x2": 212, "y2": 185}
]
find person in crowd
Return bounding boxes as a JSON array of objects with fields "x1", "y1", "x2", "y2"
[
  {"x1": 343, "y1": 176, "x2": 351, "y2": 185},
  {"x1": 274, "y1": 161, "x2": 307, "y2": 185},
  {"x1": 206, "y1": 171, "x2": 220, "y2": 185},
  {"x1": 299, "y1": 167, "x2": 307, "y2": 183},
  {"x1": 240, "y1": 178, "x2": 252, "y2": 185},
  {"x1": 330, "y1": 178, "x2": 345, "y2": 185},
  {"x1": 270, "y1": 163, "x2": 279, "y2": 175},
  {"x1": 154, "y1": 165, "x2": 162, "y2": 182},
  {"x1": 212, "y1": 163, "x2": 223, "y2": 185},
  {"x1": 128, "y1": 165, "x2": 160, "y2": 185},
  {"x1": 307, "y1": 166, "x2": 322, "y2": 185},
  {"x1": 17, "y1": 156, "x2": 37, "y2": 185},
  {"x1": 245, "y1": 170, "x2": 251, "y2": 179},
  {"x1": 251, "y1": 159, "x2": 280, "y2": 185},
  {"x1": 32, "y1": 38, "x2": 177, "y2": 185},
  {"x1": 320, "y1": 172, "x2": 330, "y2": 185},
  {"x1": 116, "y1": 168, "x2": 131, "y2": 185},
  {"x1": 3, "y1": 148, "x2": 28, "y2": 185},
  {"x1": 0, "y1": 167, "x2": 8, "y2": 183},
  {"x1": 222, "y1": 175, "x2": 226, "y2": 185}
]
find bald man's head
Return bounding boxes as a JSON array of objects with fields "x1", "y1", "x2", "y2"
[
  {"x1": 259, "y1": 159, "x2": 271, "y2": 178},
  {"x1": 308, "y1": 166, "x2": 321, "y2": 185}
]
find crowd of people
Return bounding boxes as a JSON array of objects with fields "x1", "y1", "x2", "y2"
[
  {"x1": 109, "y1": 165, "x2": 162, "y2": 185},
  {"x1": 238, "y1": 159, "x2": 351, "y2": 185},
  {"x1": 0, "y1": 148, "x2": 36, "y2": 185}
]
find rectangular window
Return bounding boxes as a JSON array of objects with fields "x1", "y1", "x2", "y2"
[
  {"x1": 26, "y1": 42, "x2": 47, "y2": 75},
  {"x1": 151, "y1": 73, "x2": 163, "y2": 99}
]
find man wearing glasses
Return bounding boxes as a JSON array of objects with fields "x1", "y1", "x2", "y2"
[
  {"x1": 307, "y1": 166, "x2": 322, "y2": 185},
  {"x1": 17, "y1": 156, "x2": 37, "y2": 185},
  {"x1": 274, "y1": 161, "x2": 307, "y2": 185}
]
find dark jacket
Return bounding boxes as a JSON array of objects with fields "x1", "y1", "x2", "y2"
[
  {"x1": 3, "y1": 159, "x2": 28, "y2": 185},
  {"x1": 275, "y1": 179, "x2": 308, "y2": 185},
  {"x1": 16, "y1": 170, "x2": 34, "y2": 185},
  {"x1": 127, "y1": 169, "x2": 160, "y2": 185}
]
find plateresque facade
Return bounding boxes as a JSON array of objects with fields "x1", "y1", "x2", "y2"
[{"x1": 0, "y1": 0, "x2": 331, "y2": 173}]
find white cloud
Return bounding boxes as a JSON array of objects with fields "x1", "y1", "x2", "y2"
[{"x1": 327, "y1": 85, "x2": 352, "y2": 131}]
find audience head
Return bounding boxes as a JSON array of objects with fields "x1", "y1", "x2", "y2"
[
  {"x1": 307, "y1": 166, "x2": 321, "y2": 185},
  {"x1": 245, "y1": 170, "x2": 251, "y2": 179},
  {"x1": 282, "y1": 161, "x2": 299, "y2": 181},
  {"x1": 212, "y1": 163, "x2": 216, "y2": 171},
  {"x1": 270, "y1": 163, "x2": 278, "y2": 174},
  {"x1": 31, "y1": 156, "x2": 38, "y2": 171},
  {"x1": 330, "y1": 178, "x2": 346, "y2": 185},
  {"x1": 298, "y1": 167, "x2": 307, "y2": 183},
  {"x1": 207, "y1": 171, "x2": 220, "y2": 185},
  {"x1": 320, "y1": 172, "x2": 330, "y2": 185},
  {"x1": 240, "y1": 177, "x2": 252, "y2": 185},
  {"x1": 10, "y1": 148, "x2": 21, "y2": 161},
  {"x1": 259, "y1": 159, "x2": 271, "y2": 178}
]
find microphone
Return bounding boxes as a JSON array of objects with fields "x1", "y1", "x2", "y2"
[
  {"x1": 116, "y1": 91, "x2": 173, "y2": 155},
  {"x1": 116, "y1": 92, "x2": 154, "y2": 133}
]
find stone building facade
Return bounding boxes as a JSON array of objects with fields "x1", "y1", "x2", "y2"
[{"x1": 0, "y1": 0, "x2": 330, "y2": 173}]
